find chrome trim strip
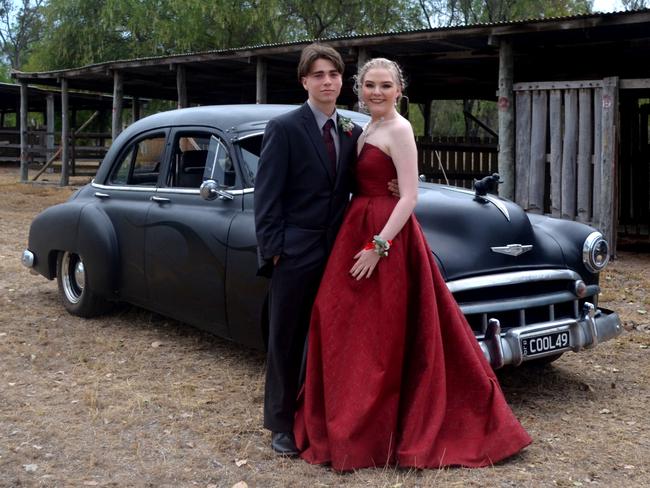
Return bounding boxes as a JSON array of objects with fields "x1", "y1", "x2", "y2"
[
  {"x1": 92, "y1": 181, "x2": 254, "y2": 195},
  {"x1": 92, "y1": 181, "x2": 156, "y2": 192},
  {"x1": 233, "y1": 131, "x2": 264, "y2": 142},
  {"x1": 446, "y1": 269, "x2": 582, "y2": 293}
]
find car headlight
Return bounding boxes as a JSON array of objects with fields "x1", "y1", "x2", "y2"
[{"x1": 583, "y1": 231, "x2": 610, "y2": 273}]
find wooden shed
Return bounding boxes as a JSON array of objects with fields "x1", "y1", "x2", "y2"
[{"x1": 12, "y1": 8, "x2": 650, "y2": 252}]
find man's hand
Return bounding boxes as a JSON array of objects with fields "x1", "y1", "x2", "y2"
[
  {"x1": 387, "y1": 179, "x2": 400, "y2": 197},
  {"x1": 273, "y1": 255, "x2": 280, "y2": 266}
]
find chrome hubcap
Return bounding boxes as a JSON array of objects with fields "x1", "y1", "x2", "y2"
[{"x1": 61, "y1": 252, "x2": 84, "y2": 304}]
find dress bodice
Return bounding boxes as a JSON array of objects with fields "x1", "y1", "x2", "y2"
[{"x1": 354, "y1": 143, "x2": 397, "y2": 197}]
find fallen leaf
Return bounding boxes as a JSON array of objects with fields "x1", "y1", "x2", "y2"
[
  {"x1": 624, "y1": 464, "x2": 635, "y2": 469},
  {"x1": 638, "y1": 310, "x2": 647, "y2": 315},
  {"x1": 23, "y1": 464, "x2": 38, "y2": 473},
  {"x1": 151, "y1": 341, "x2": 163, "y2": 348},
  {"x1": 599, "y1": 408, "x2": 611, "y2": 414},
  {"x1": 235, "y1": 459, "x2": 248, "y2": 467},
  {"x1": 231, "y1": 482, "x2": 248, "y2": 488},
  {"x1": 83, "y1": 482, "x2": 99, "y2": 486}
]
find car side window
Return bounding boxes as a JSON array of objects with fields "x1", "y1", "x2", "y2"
[
  {"x1": 236, "y1": 134, "x2": 262, "y2": 185},
  {"x1": 109, "y1": 134, "x2": 165, "y2": 186},
  {"x1": 169, "y1": 133, "x2": 235, "y2": 189}
]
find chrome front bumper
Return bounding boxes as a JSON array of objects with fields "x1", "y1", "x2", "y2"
[{"x1": 478, "y1": 302, "x2": 622, "y2": 368}]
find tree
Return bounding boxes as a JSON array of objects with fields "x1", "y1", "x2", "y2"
[{"x1": 0, "y1": 0, "x2": 44, "y2": 69}]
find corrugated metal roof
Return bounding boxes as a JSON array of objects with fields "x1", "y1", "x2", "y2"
[{"x1": 12, "y1": 8, "x2": 650, "y2": 77}]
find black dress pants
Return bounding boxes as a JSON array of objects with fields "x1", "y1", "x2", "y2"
[{"x1": 263, "y1": 249, "x2": 326, "y2": 432}]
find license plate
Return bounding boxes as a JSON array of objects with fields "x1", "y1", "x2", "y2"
[{"x1": 521, "y1": 331, "x2": 570, "y2": 357}]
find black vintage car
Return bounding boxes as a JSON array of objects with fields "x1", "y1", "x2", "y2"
[{"x1": 22, "y1": 105, "x2": 621, "y2": 368}]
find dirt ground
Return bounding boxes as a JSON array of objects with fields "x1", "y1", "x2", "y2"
[{"x1": 1, "y1": 164, "x2": 649, "y2": 488}]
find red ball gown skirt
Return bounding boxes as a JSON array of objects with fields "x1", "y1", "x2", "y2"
[{"x1": 293, "y1": 143, "x2": 532, "y2": 471}]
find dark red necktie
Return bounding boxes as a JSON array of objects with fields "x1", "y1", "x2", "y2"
[{"x1": 322, "y1": 119, "x2": 337, "y2": 174}]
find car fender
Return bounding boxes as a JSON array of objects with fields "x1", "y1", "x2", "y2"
[
  {"x1": 76, "y1": 204, "x2": 120, "y2": 297},
  {"x1": 28, "y1": 202, "x2": 119, "y2": 297}
]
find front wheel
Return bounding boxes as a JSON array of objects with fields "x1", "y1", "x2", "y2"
[{"x1": 56, "y1": 251, "x2": 110, "y2": 317}]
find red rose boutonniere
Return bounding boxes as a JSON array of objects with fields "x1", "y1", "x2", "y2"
[{"x1": 338, "y1": 116, "x2": 354, "y2": 136}]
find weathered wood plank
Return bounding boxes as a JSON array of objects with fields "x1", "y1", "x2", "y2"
[
  {"x1": 515, "y1": 90, "x2": 531, "y2": 209},
  {"x1": 561, "y1": 89, "x2": 578, "y2": 220},
  {"x1": 599, "y1": 77, "x2": 619, "y2": 254},
  {"x1": 256, "y1": 57, "x2": 267, "y2": 104},
  {"x1": 176, "y1": 65, "x2": 187, "y2": 108},
  {"x1": 497, "y1": 39, "x2": 515, "y2": 200},
  {"x1": 61, "y1": 78, "x2": 70, "y2": 186},
  {"x1": 529, "y1": 90, "x2": 548, "y2": 213},
  {"x1": 112, "y1": 71, "x2": 123, "y2": 140},
  {"x1": 46, "y1": 94, "x2": 55, "y2": 162},
  {"x1": 577, "y1": 88, "x2": 593, "y2": 222},
  {"x1": 19, "y1": 81, "x2": 28, "y2": 182},
  {"x1": 592, "y1": 88, "x2": 603, "y2": 224},
  {"x1": 619, "y1": 78, "x2": 650, "y2": 89},
  {"x1": 549, "y1": 90, "x2": 563, "y2": 217},
  {"x1": 514, "y1": 80, "x2": 602, "y2": 91}
]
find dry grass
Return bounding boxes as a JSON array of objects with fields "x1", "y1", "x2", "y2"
[{"x1": 1, "y1": 164, "x2": 649, "y2": 487}]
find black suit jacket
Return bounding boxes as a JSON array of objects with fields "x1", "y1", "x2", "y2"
[{"x1": 255, "y1": 103, "x2": 362, "y2": 277}]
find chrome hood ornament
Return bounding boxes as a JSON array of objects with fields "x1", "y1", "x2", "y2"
[{"x1": 491, "y1": 244, "x2": 533, "y2": 256}]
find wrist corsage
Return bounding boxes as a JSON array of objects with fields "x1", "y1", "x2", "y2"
[
  {"x1": 363, "y1": 235, "x2": 393, "y2": 257},
  {"x1": 338, "y1": 115, "x2": 355, "y2": 136}
]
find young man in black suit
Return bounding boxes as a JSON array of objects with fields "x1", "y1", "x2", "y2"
[{"x1": 254, "y1": 44, "x2": 362, "y2": 455}]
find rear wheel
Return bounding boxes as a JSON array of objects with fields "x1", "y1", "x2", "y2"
[{"x1": 56, "y1": 251, "x2": 110, "y2": 317}]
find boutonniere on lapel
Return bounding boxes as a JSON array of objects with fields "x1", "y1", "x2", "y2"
[{"x1": 338, "y1": 116, "x2": 354, "y2": 136}]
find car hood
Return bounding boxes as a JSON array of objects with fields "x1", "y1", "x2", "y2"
[{"x1": 414, "y1": 184, "x2": 566, "y2": 281}]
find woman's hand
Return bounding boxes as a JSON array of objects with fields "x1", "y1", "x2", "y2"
[{"x1": 350, "y1": 249, "x2": 381, "y2": 280}]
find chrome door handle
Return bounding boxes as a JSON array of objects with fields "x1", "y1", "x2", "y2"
[
  {"x1": 150, "y1": 196, "x2": 171, "y2": 203},
  {"x1": 94, "y1": 192, "x2": 110, "y2": 199}
]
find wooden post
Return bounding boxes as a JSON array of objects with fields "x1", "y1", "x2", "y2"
[
  {"x1": 176, "y1": 65, "x2": 187, "y2": 109},
  {"x1": 112, "y1": 70, "x2": 123, "y2": 140},
  {"x1": 514, "y1": 91, "x2": 531, "y2": 209},
  {"x1": 549, "y1": 90, "x2": 563, "y2": 217},
  {"x1": 19, "y1": 81, "x2": 28, "y2": 182},
  {"x1": 46, "y1": 94, "x2": 55, "y2": 163},
  {"x1": 599, "y1": 77, "x2": 619, "y2": 254},
  {"x1": 561, "y1": 89, "x2": 578, "y2": 220},
  {"x1": 423, "y1": 100, "x2": 432, "y2": 137},
  {"x1": 60, "y1": 78, "x2": 70, "y2": 186},
  {"x1": 256, "y1": 57, "x2": 267, "y2": 104},
  {"x1": 357, "y1": 47, "x2": 369, "y2": 68},
  {"x1": 577, "y1": 88, "x2": 593, "y2": 223},
  {"x1": 529, "y1": 90, "x2": 548, "y2": 214},
  {"x1": 592, "y1": 88, "x2": 603, "y2": 224},
  {"x1": 497, "y1": 39, "x2": 514, "y2": 200},
  {"x1": 132, "y1": 96, "x2": 140, "y2": 122}
]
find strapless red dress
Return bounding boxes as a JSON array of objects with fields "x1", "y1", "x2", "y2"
[
  {"x1": 293, "y1": 143, "x2": 531, "y2": 471},
  {"x1": 294, "y1": 144, "x2": 531, "y2": 471}
]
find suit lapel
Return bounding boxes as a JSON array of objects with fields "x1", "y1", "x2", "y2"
[{"x1": 300, "y1": 103, "x2": 335, "y2": 183}]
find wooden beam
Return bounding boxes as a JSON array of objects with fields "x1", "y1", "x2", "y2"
[
  {"x1": 561, "y1": 89, "x2": 578, "y2": 220},
  {"x1": 529, "y1": 90, "x2": 548, "y2": 214},
  {"x1": 132, "y1": 96, "x2": 140, "y2": 122},
  {"x1": 423, "y1": 100, "x2": 432, "y2": 137},
  {"x1": 176, "y1": 64, "x2": 188, "y2": 108},
  {"x1": 549, "y1": 90, "x2": 563, "y2": 217},
  {"x1": 112, "y1": 70, "x2": 123, "y2": 140},
  {"x1": 46, "y1": 94, "x2": 55, "y2": 163},
  {"x1": 497, "y1": 39, "x2": 514, "y2": 200},
  {"x1": 256, "y1": 57, "x2": 267, "y2": 104},
  {"x1": 577, "y1": 88, "x2": 593, "y2": 222},
  {"x1": 515, "y1": 91, "x2": 531, "y2": 209},
  {"x1": 592, "y1": 88, "x2": 602, "y2": 224},
  {"x1": 19, "y1": 81, "x2": 28, "y2": 182},
  {"x1": 60, "y1": 77, "x2": 69, "y2": 186},
  {"x1": 514, "y1": 80, "x2": 603, "y2": 91},
  {"x1": 357, "y1": 47, "x2": 369, "y2": 68},
  {"x1": 599, "y1": 77, "x2": 619, "y2": 254}
]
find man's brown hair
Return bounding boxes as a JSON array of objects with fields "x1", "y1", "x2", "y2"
[{"x1": 297, "y1": 43, "x2": 344, "y2": 81}]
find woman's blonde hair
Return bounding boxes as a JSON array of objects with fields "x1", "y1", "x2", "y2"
[{"x1": 353, "y1": 58, "x2": 407, "y2": 107}]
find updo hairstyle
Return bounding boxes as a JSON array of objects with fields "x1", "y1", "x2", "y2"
[{"x1": 353, "y1": 58, "x2": 407, "y2": 105}]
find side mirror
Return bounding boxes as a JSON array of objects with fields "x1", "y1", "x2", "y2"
[{"x1": 200, "y1": 179, "x2": 234, "y2": 201}]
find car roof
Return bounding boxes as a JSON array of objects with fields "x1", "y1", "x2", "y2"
[{"x1": 119, "y1": 104, "x2": 368, "y2": 138}]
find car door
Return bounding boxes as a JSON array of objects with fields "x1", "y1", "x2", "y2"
[
  {"x1": 91, "y1": 128, "x2": 169, "y2": 304},
  {"x1": 144, "y1": 127, "x2": 239, "y2": 338}
]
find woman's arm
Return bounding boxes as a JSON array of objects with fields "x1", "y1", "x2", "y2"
[{"x1": 350, "y1": 117, "x2": 418, "y2": 279}]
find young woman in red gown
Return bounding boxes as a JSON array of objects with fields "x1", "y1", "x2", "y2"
[{"x1": 293, "y1": 58, "x2": 532, "y2": 471}]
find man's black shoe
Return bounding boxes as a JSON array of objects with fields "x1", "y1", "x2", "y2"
[{"x1": 271, "y1": 431, "x2": 299, "y2": 456}]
